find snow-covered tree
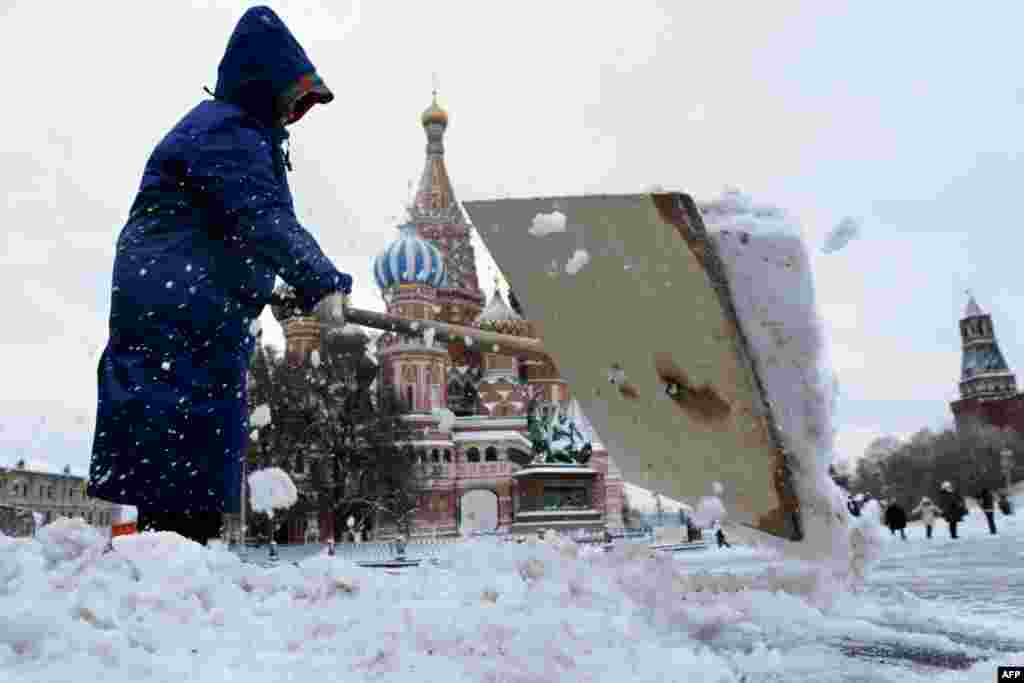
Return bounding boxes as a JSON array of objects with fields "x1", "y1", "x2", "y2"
[{"x1": 246, "y1": 328, "x2": 421, "y2": 540}]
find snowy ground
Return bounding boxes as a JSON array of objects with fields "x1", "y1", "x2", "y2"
[{"x1": 2, "y1": 496, "x2": 1022, "y2": 682}]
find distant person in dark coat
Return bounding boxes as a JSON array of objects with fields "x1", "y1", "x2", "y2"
[
  {"x1": 998, "y1": 491, "x2": 1013, "y2": 516},
  {"x1": 884, "y1": 501, "x2": 908, "y2": 540},
  {"x1": 937, "y1": 481, "x2": 967, "y2": 539},
  {"x1": 976, "y1": 488, "x2": 997, "y2": 535},
  {"x1": 87, "y1": 7, "x2": 352, "y2": 545},
  {"x1": 847, "y1": 494, "x2": 863, "y2": 517}
]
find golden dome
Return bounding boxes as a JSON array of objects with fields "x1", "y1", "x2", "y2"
[{"x1": 421, "y1": 93, "x2": 448, "y2": 126}]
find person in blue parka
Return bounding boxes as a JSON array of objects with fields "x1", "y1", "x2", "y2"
[{"x1": 88, "y1": 6, "x2": 352, "y2": 545}]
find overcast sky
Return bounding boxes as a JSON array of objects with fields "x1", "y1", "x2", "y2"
[{"x1": 2, "y1": 1, "x2": 1023, "y2": 478}]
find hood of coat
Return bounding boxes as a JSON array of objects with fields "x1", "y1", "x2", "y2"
[{"x1": 214, "y1": 6, "x2": 333, "y2": 127}]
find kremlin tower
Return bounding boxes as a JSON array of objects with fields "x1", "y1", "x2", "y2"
[{"x1": 950, "y1": 294, "x2": 1024, "y2": 432}]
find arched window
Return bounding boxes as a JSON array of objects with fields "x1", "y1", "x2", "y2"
[
  {"x1": 443, "y1": 449, "x2": 452, "y2": 463},
  {"x1": 485, "y1": 447, "x2": 499, "y2": 462},
  {"x1": 416, "y1": 449, "x2": 427, "y2": 464},
  {"x1": 431, "y1": 449, "x2": 440, "y2": 463},
  {"x1": 467, "y1": 447, "x2": 481, "y2": 463}
]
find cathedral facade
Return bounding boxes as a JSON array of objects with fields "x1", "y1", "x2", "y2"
[
  {"x1": 949, "y1": 295, "x2": 1024, "y2": 433},
  {"x1": 270, "y1": 95, "x2": 623, "y2": 541}
]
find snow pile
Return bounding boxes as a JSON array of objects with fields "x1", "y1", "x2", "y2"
[
  {"x1": 1, "y1": 517, "x2": 1021, "y2": 681},
  {"x1": 702, "y1": 188, "x2": 850, "y2": 566},
  {"x1": 247, "y1": 468, "x2": 298, "y2": 516},
  {"x1": 821, "y1": 216, "x2": 861, "y2": 254},
  {"x1": 432, "y1": 407, "x2": 456, "y2": 432},
  {"x1": 528, "y1": 210, "x2": 567, "y2": 236}
]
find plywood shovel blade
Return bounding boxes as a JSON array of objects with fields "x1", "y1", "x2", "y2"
[{"x1": 464, "y1": 193, "x2": 805, "y2": 542}]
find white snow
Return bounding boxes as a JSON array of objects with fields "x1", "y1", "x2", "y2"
[
  {"x1": 623, "y1": 483, "x2": 691, "y2": 513},
  {"x1": 249, "y1": 404, "x2": 271, "y2": 429},
  {"x1": 703, "y1": 188, "x2": 849, "y2": 564},
  {"x1": 527, "y1": 210, "x2": 567, "y2": 236},
  {"x1": 3, "y1": 507, "x2": 1022, "y2": 681},
  {"x1": 249, "y1": 318, "x2": 262, "y2": 338},
  {"x1": 564, "y1": 248, "x2": 590, "y2": 275},
  {"x1": 432, "y1": 407, "x2": 456, "y2": 432},
  {"x1": 160, "y1": 361, "x2": 171, "y2": 371},
  {"x1": 310, "y1": 349, "x2": 321, "y2": 368},
  {"x1": 822, "y1": 216, "x2": 862, "y2": 254},
  {"x1": 692, "y1": 495, "x2": 728, "y2": 528},
  {"x1": 247, "y1": 467, "x2": 298, "y2": 517}
]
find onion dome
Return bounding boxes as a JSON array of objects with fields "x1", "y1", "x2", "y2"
[
  {"x1": 373, "y1": 223, "x2": 447, "y2": 290},
  {"x1": 475, "y1": 288, "x2": 530, "y2": 336},
  {"x1": 421, "y1": 93, "x2": 448, "y2": 127}
]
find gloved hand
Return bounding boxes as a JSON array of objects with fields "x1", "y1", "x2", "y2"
[{"x1": 315, "y1": 291, "x2": 350, "y2": 326}]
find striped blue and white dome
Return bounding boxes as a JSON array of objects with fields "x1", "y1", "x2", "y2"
[{"x1": 373, "y1": 223, "x2": 447, "y2": 290}]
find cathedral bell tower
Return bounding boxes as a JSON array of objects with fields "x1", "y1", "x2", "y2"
[{"x1": 407, "y1": 92, "x2": 486, "y2": 328}]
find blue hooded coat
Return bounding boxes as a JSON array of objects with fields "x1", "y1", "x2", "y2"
[{"x1": 88, "y1": 6, "x2": 351, "y2": 516}]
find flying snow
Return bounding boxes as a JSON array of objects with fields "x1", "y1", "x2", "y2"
[
  {"x1": 565, "y1": 248, "x2": 590, "y2": 275},
  {"x1": 247, "y1": 467, "x2": 298, "y2": 516},
  {"x1": 822, "y1": 216, "x2": 862, "y2": 254},
  {"x1": 528, "y1": 210, "x2": 567, "y2": 237},
  {"x1": 432, "y1": 407, "x2": 456, "y2": 432},
  {"x1": 249, "y1": 404, "x2": 271, "y2": 429}
]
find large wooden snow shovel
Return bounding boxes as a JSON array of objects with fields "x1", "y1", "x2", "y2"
[
  {"x1": 461, "y1": 192, "x2": 806, "y2": 543},
  {"x1": 309, "y1": 193, "x2": 812, "y2": 543}
]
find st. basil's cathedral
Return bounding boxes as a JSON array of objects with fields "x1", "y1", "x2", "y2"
[{"x1": 265, "y1": 95, "x2": 624, "y2": 543}]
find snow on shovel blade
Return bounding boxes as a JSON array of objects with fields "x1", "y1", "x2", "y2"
[{"x1": 464, "y1": 193, "x2": 805, "y2": 542}]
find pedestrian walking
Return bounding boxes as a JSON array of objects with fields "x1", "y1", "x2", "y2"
[
  {"x1": 884, "y1": 501, "x2": 908, "y2": 540},
  {"x1": 86, "y1": 6, "x2": 352, "y2": 545},
  {"x1": 847, "y1": 494, "x2": 862, "y2": 517},
  {"x1": 715, "y1": 525, "x2": 731, "y2": 549},
  {"x1": 912, "y1": 496, "x2": 939, "y2": 539},
  {"x1": 976, "y1": 488, "x2": 997, "y2": 535},
  {"x1": 998, "y1": 491, "x2": 1013, "y2": 516},
  {"x1": 937, "y1": 481, "x2": 967, "y2": 539}
]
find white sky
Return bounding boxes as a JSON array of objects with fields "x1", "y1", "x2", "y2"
[{"x1": 2, "y1": 1, "x2": 1023, "y2": 477}]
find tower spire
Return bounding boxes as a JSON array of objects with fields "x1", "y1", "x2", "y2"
[{"x1": 405, "y1": 87, "x2": 483, "y2": 312}]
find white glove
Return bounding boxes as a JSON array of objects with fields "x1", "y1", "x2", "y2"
[{"x1": 315, "y1": 292, "x2": 349, "y2": 326}]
